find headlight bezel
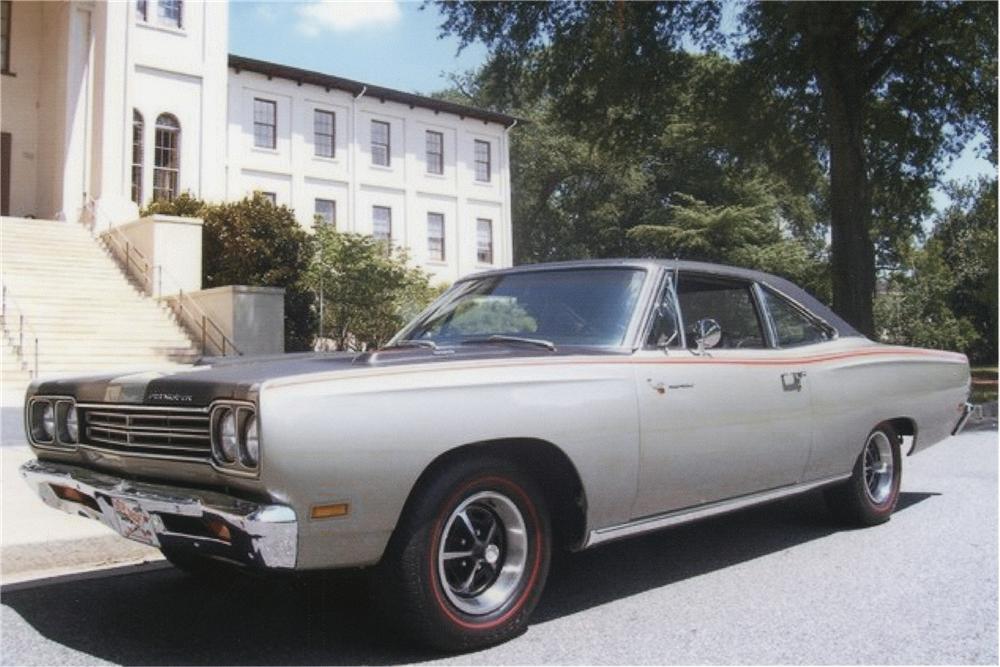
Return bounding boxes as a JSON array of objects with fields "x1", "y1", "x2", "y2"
[
  {"x1": 210, "y1": 401, "x2": 261, "y2": 477},
  {"x1": 240, "y1": 411, "x2": 260, "y2": 467},
  {"x1": 57, "y1": 400, "x2": 79, "y2": 444},
  {"x1": 27, "y1": 396, "x2": 79, "y2": 449}
]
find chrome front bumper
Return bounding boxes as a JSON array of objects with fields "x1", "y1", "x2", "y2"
[{"x1": 20, "y1": 459, "x2": 298, "y2": 569}]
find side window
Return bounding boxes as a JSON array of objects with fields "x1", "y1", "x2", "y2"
[
  {"x1": 676, "y1": 274, "x2": 765, "y2": 349},
  {"x1": 644, "y1": 277, "x2": 681, "y2": 349},
  {"x1": 760, "y1": 287, "x2": 831, "y2": 347}
]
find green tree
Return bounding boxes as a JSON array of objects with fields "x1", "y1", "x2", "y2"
[
  {"x1": 928, "y1": 178, "x2": 998, "y2": 363},
  {"x1": 874, "y1": 240, "x2": 979, "y2": 354},
  {"x1": 304, "y1": 226, "x2": 441, "y2": 351},
  {"x1": 435, "y1": 1, "x2": 998, "y2": 335},
  {"x1": 627, "y1": 177, "x2": 829, "y2": 301},
  {"x1": 135, "y1": 193, "x2": 317, "y2": 352},
  {"x1": 200, "y1": 193, "x2": 316, "y2": 351},
  {"x1": 440, "y1": 57, "x2": 828, "y2": 298}
]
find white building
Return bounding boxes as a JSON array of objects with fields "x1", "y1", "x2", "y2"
[{"x1": 0, "y1": 0, "x2": 516, "y2": 282}]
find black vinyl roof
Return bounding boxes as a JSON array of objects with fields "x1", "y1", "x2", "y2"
[
  {"x1": 228, "y1": 54, "x2": 518, "y2": 128},
  {"x1": 462, "y1": 259, "x2": 864, "y2": 339}
]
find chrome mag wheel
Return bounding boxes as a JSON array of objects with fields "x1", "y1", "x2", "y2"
[
  {"x1": 863, "y1": 430, "x2": 895, "y2": 505},
  {"x1": 437, "y1": 490, "x2": 528, "y2": 615}
]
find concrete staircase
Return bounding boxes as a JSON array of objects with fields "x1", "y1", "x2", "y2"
[{"x1": 1, "y1": 217, "x2": 201, "y2": 399}]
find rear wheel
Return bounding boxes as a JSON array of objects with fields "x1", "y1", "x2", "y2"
[
  {"x1": 824, "y1": 422, "x2": 902, "y2": 526},
  {"x1": 375, "y1": 457, "x2": 551, "y2": 651}
]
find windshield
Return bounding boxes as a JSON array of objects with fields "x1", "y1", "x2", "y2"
[{"x1": 400, "y1": 268, "x2": 647, "y2": 347}]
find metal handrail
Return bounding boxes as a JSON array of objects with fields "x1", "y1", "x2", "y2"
[
  {"x1": 1, "y1": 284, "x2": 40, "y2": 377},
  {"x1": 84, "y1": 196, "x2": 241, "y2": 357}
]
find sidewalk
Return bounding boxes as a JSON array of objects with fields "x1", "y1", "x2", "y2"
[{"x1": 1, "y1": 413, "x2": 162, "y2": 583}]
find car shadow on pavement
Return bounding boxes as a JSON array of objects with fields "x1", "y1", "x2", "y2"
[{"x1": 0, "y1": 490, "x2": 938, "y2": 666}]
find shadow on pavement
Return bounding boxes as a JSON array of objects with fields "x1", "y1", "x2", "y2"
[{"x1": 0, "y1": 490, "x2": 937, "y2": 665}]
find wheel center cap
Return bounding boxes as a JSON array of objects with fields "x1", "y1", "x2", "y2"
[{"x1": 484, "y1": 543, "x2": 500, "y2": 565}]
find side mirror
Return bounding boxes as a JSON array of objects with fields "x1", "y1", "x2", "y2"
[{"x1": 694, "y1": 318, "x2": 722, "y2": 355}]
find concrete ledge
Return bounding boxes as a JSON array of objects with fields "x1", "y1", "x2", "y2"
[
  {"x1": 2, "y1": 445, "x2": 161, "y2": 581},
  {"x1": 1, "y1": 535, "x2": 162, "y2": 581}
]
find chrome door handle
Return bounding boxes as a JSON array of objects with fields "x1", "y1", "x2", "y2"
[{"x1": 781, "y1": 371, "x2": 806, "y2": 392}]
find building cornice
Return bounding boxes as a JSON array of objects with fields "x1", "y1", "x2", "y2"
[{"x1": 228, "y1": 54, "x2": 519, "y2": 128}]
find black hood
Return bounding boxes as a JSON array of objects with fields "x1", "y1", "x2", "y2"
[{"x1": 31, "y1": 345, "x2": 625, "y2": 407}]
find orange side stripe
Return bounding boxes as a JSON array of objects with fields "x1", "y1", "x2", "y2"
[{"x1": 266, "y1": 346, "x2": 965, "y2": 390}]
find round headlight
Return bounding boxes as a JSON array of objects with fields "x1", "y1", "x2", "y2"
[
  {"x1": 241, "y1": 415, "x2": 259, "y2": 467},
  {"x1": 217, "y1": 409, "x2": 238, "y2": 463},
  {"x1": 65, "y1": 405, "x2": 79, "y2": 443},
  {"x1": 41, "y1": 403, "x2": 55, "y2": 440}
]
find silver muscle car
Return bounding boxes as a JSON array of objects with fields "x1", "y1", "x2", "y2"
[{"x1": 21, "y1": 260, "x2": 973, "y2": 650}]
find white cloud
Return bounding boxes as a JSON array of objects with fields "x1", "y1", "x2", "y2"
[
  {"x1": 295, "y1": 0, "x2": 402, "y2": 36},
  {"x1": 255, "y1": 4, "x2": 279, "y2": 22}
]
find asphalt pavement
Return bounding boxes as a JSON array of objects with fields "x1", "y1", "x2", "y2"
[{"x1": 1, "y1": 429, "x2": 996, "y2": 665}]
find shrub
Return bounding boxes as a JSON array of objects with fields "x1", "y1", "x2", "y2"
[
  {"x1": 304, "y1": 226, "x2": 443, "y2": 350},
  {"x1": 200, "y1": 193, "x2": 316, "y2": 351}
]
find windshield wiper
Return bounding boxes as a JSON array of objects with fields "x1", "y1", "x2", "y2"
[
  {"x1": 461, "y1": 335, "x2": 557, "y2": 352},
  {"x1": 383, "y1": 340, "x2": 438, "y2": 351}
]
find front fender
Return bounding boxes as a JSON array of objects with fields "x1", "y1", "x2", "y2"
[{"x1": 256, "y1": 359, "x2": 640, "y2": 569}]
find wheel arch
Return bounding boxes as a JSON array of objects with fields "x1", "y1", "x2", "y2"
[
  {"x1": 398, "y1": 437, "x2": 589, "y2": 552},
  {"x1": 883, "y1": 417, "x2": 918, "y2": 455}
]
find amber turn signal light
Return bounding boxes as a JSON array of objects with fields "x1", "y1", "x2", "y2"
[{"x1": 311, "y1": 503, "x2": 350, "y2": 519}]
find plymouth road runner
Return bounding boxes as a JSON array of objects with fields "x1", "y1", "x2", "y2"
[{"x1": 21, "y1": 260, "x2": 973, "y2": 649}]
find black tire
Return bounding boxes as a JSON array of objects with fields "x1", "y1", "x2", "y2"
[
  {"x1": 824, "y1": 422, "x2": 902, "y2": 526},
  {"x1": 374, "y1": 456, "x2": 551, "y2": 652}
]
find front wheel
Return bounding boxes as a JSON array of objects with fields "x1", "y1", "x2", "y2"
[
  {"x1": 375, "y1": 457, "x2": 551, "y2": 651},
  {"x1": 824, "y1": 422, "x2": 902, "y2": 526}
]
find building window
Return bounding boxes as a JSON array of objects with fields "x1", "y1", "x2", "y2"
[
  {"x1": 372, "y1": 206, "x2": 391, "y2": 247},
  {"x1": 131, "y1": 110, "x2": 144, "y2": 204},
  {"x1": 253, "y1": 98, "x2": 276, "y2": 149},
  {"x1": 426, "y1": 130, "x2": 444, "y2": 175},
  {"x1": 371, "y1": 120, "x2": 390, "y2": 167},
  {"x1": 1, "y1": 1, "x2": 11, "y2": 73},
  {"x1": 474, "y1": 140, "x2": 491, "y2": 182},
  {"x1": 314, "y1": 110, "x2": 335, "y2": 158},
  {"x1": 135, "y1": 0, "x2": 147, "y2": 21},
  {"x1": 158, "y1": 0, "x2": 182, "y2": 28},
  {"x1": 427, "y1": 212, "x2": 445, "y2": 261},
  {"x1": 477, "y1": 218, "x2": 494, "y2": 264},
  {"x1": 152, "y1": 113, "x2": 180, "y2": 201},
  {"x1": 315, "y1": 199, "x2": 336, "y2": 227},
  {"x1": 259, "y1": 191, "x2": 276, "y2": 205}
]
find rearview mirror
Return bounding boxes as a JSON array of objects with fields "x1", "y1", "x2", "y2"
[{"x1": 694, "y1": 318, "x2": 722, "y2": 355}]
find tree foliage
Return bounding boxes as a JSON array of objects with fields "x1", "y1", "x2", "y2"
[
  {"x1": 143, "y1": 193, "x2": 317, "y2": 351},
  {"x1": 303, "y1": 227, "x2": 441, "y2": 351},
  {"x1": 435, "y1": 0, "x2": 998, "y2": 336},
  {"x1": 875, "y1": 177, "x2": 996, "y2": 361},
  {"x1": 441, "y1": 53, "x2": 829, "y2": 300},
  {"x1": 627, "y1": 177, "x2": 829, "y2": 301},
  {"x1": 200, "y1": 193, "x2": 317, "y2": 351}
]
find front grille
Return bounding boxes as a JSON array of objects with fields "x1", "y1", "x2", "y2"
[{"x1": 80, "y1": 405, "x2": 212, "y2": 460}]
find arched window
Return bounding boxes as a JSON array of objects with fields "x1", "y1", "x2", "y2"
[
  {"x1": 131, "y1": 110, "x2": 144, "y2": 204},
  {"x1": 153, "y1": 113, "x2": 180, "y2": 201}
]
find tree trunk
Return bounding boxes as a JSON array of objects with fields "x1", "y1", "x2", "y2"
[
  {"x1": 826, "y1": 87, "x2": 875, "y2": 337},
  {"x1": 804, "y1": 6, "x2": 877, "y2": 337}
]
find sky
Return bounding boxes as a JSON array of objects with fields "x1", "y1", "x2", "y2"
[
  {"x1": 228, "y1": 1, "x2": 486, "y2": 94},
  {"x1": 230, "y1": 0, "x2": 995, "y2": 213}
]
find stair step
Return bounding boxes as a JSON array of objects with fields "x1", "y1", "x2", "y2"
[{"x1": 3, "y1": 217, "x2": 202, "y2": 372}]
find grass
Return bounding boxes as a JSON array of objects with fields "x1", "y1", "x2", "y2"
[{"x1": 971, "y1": 366, "x2": 998, "y2": 404}]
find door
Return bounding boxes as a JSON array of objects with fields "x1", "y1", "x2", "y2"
[
  {"x1": 630, "y1": 271, "x2": 813, "y2": 518},
  {"x1": 1, "y1": 132, "x2": 10, "y2": 216}
]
